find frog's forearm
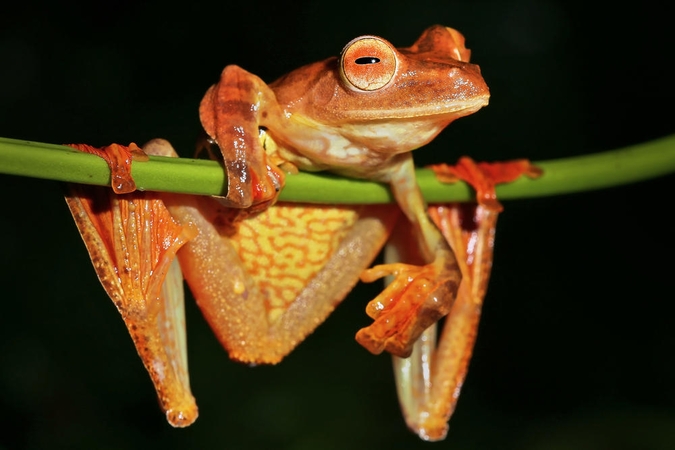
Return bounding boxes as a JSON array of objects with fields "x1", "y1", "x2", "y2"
[{"x1": 387, "y1": 155, "x2": 449, "y2": 263}]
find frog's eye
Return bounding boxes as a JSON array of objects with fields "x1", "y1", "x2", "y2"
[{"x1": 340, "y1": 36, "x2": 397, "y2": 91}]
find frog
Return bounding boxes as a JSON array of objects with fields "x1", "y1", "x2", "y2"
[
  {"x1": 197, "y1": 24, "x2": 489, "y2": 360},
  {"x1": 64, "y1": 25, "x2": 540, "y2": 441}
]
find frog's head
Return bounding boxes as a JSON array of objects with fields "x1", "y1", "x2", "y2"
[
  {"x1": 273, "y1": 26, "x2": 490, "y2": 154},
  {"x1": 336, "y1": 25, "x2": 489, "y2": 122}
]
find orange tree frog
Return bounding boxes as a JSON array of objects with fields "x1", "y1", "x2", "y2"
[
  {"x1": 197, "y1": 25, "x2": 489, "y2": 359},
  {"x1": 63, "y1": 25, "x2": 539, "y2": 440}
]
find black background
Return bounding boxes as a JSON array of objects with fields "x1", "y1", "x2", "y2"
[{"x1": 1, "y1": 1, "x2": 674, "y2": 449}]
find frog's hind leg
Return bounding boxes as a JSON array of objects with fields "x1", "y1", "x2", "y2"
[
  {"x1": 392, "y1": 202, "x2": 497, "y2": 441},
  {"x1": 65, "y1": 142, "x2": 200, "y2": 427},
  {"x1": 390, "y1": 158, "x2": 541, "y2": 440}
]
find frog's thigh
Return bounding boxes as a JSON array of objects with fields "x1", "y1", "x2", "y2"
[{"x1": 170, "y1": 199, "x2": 399, "y2": 364}]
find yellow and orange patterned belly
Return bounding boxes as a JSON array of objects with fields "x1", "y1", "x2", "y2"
[{"x1": 229, "y1": 203, "x2": 360, "y2": 322}]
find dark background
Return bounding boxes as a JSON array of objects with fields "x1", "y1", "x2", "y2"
[{"x1": 1, "y1": 1, "x2": 674, "y2": 449}]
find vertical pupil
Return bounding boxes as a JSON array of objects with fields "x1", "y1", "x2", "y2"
[{"x1": 355, "y1": 57, "x2": 380, "y2": 65}]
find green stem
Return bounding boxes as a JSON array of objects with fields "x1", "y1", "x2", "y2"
[{"x1": 1, "y1": 135, "x2": 674, "y2": 204}]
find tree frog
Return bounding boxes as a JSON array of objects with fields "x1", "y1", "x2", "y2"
[
  {"x1": 197, "y1": 24, "x2": 489, "y2": 360},
  {"x1": 64, "y1": 25, "x2": 539, "y2": 441}
]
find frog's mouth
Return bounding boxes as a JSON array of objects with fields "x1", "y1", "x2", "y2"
[
  {"x1": 393, "y1": 94, "x2": 490, "y2": 121},
  {"x1": 436, "y1": 98, "x2": 489, "y2": 120},
  {"x1": 349, "y1": 93, "x2": 490, "y2": 123}
]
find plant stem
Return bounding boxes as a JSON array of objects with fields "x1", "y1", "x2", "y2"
[{"x1": 1, "y1": 135, "x2": 674, "y2": 204}]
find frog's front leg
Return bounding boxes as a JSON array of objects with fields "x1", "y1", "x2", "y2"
[
  {"x1": 355, "y1": 155, "x2": 462, "y2": 357},
  {"x1": 199, "y1": 65, "x2": 286, "y2": 209}
]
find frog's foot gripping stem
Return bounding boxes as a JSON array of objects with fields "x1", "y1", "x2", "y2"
[
  {"x1": 355, "y1": 255, "x2": 461, "y2": 358},
  {"x1": 199, "y1": 65, "x2": 286, "y2": 211},
  {"x1": 67, "y1": 142, "x2": 149, "y2": 194}
]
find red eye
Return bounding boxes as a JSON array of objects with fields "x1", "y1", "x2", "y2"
[{"x1": 339, "y1": 36, "x2": 397, "y2": 91}]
